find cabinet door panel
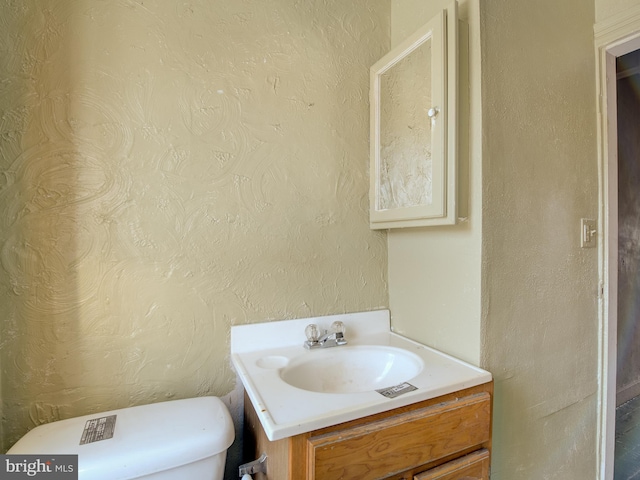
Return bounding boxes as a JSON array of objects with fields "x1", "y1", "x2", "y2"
[
  {"x1": 414, "y1": 449, "x2": 489, "y2": 480},
  {"x1": 307, "y1": 392, "x2": 491, "y2": 480},
  {"x1": 370, "y1": 1, "x2": 459, "y2": 229}
]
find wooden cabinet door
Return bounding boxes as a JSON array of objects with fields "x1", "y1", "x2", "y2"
[
  {"x1": 369, "y1": 1, "x2": 459, "y2": 229},
  {"x1": 306, "y1": 392, "x2": 491, "y2": 480},
  {"x1": 414, "y1": 449, "x2": 490, "y2": 480}
]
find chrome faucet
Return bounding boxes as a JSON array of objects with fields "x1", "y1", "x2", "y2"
[{"x1": 304, "y1": 321, "x2": 347, "y2": 349}]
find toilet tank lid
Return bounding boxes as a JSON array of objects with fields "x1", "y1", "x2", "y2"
[{"x1": 7, "y1": 396, "x2": 234, "y2": 480}]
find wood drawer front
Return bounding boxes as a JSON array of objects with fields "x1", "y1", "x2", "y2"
[
  {"x1": 306, "y1": 392, "x2": 491, "y2": 480},
  {"x1": 414, "y1": 449, "x2": 490, "y2": 480}
]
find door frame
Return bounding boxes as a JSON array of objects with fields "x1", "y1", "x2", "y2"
[{"x1": 595, "y1": 6, "x2": 640, "y2": 479}]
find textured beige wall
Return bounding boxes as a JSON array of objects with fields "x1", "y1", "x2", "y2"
[
  {"x1": 388, "y1": 0, "x2": 483, "y2": 366},
  {"x1": 480, "y1": 0, "x2": 599, "y2": 478},
  {"x1": 0, "y1": 0, "x2": 389, "y2": 452},
  {"x1": 596, "y1": 0, "x2": 640, "y2": 21},
  {"x1": 390, "y1": 0, "x2": 601, "y2": 478}
]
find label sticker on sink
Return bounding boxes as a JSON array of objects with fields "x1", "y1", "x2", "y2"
[{"x1": 376, "y1": 382, "x2": 417, "y2": 398}]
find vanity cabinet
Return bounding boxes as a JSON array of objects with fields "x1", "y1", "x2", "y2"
[
  {"x1": 243, "y1": 381, "x2": 492, "y2": 480},
  {"x1": 414, "y1": 449, "x2": 489, "y2": 479}
]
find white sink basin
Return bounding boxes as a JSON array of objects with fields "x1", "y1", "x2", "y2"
[
  {"x1": 231, "y1": 310, "x2": 492, "y2": 441},
  {"x1": 280, "y1": 345, "x2": 423, "y2": 393}
]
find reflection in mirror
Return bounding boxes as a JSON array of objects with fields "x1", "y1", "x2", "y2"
[{"x1": 379, "y1": 37, "x2": 433, "y2": 210}]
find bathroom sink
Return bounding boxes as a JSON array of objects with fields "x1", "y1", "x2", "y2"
[
  {"x1": 231, "y1": 309, "x2": 493, "y2": 440},
  {"x1": 280, "y1": 345, "x2": 423, "y2": 393}
]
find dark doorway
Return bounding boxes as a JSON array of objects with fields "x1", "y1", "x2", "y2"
[{"x1": 615, "y1": 47, "x2": 640, "y2": 480}]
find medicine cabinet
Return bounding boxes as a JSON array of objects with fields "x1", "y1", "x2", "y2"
[{"x1": 370, "y1": 2, "x2": 458, "y2": 229}]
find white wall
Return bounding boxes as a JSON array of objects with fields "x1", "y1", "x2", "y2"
[{"x1": 388, "y1": 0, "x2": 483, "y2": 366}]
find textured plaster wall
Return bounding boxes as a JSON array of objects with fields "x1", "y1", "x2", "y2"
[
  {"x1": 596, "y1": 0, "x2": 640, "y2": 21},
  {"x1": 390, "y1": 0, "x2": 601, "y2": 478},
  {"x1": 0, "y1": 0, "x2": 389, "y2": 452},
  {"x1": 480, "y1": 0, "x2": 599, "y2": 478}
]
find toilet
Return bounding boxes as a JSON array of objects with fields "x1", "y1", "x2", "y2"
[{"x1": 7, "y1": 396, "x2": 234, "y2": 480}]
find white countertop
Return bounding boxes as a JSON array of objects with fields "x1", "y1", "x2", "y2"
[{"x1": 231, "y1": 309, "x2": 492, "y2": 441}]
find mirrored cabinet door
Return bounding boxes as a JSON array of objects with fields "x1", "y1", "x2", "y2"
[{"x1": 370, "y1": 2, "x2": 458, "y2": 229}]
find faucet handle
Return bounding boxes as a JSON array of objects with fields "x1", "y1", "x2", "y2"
[
  {"x1": 330, "y1": 321, "x2": 346, "y2": 336},
  {"x1": 305, "y1": 324, "x2": 320, "y2": 343}
]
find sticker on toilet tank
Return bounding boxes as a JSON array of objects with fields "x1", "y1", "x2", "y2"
[
  {"x1": 80, "y1": 415, "x2": 116, "y2": 445},
  {"x1": 376, "y1": 382, "x2": 417, "y2": 398}
]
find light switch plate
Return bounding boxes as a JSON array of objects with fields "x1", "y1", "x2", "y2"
[{"x1": 581, "y1": 218, "x2": 597, "y2": 248}]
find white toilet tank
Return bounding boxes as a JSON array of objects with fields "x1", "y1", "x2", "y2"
[{"x1": 7, "y1": 396, "x2": 234, "y2": 480}]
